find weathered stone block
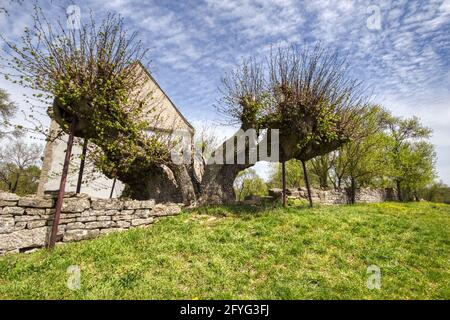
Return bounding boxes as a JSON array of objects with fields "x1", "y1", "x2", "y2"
[
  {"x1": 97, "y1": 216, "x2": 111, "y2": 221},
  {"x1": 66, "y1": 222, "x2": 86, "y2": 230},
  {"x1": 116, "y1": 221, "x2": 131, "y2": 228},
  {"x1": 88, "y1": 209, "x2": 119, "y2": 216},
  {"x1": 18, "y1": 197, "x2": 53, "y2": 208},
  {"x1": 27, "y1": 220, "x2": 47, "y2": 229},
  {"x1": 152, "y1": 203, "x2": 181, "y2": 216},
  {"x1": 139, "y1": 200, "x2": 155, "y2": 209},
  {"x1": 113, "y1": 215, "x2": 134, "y2": 221},
  {"x1": 60, "y1": 213, "x2": 81, "y2": 219},
  {"x1": 25, "y1": 208, "x2": 46, "y2": 216},
  {"x1": 0, "y1": 192, "x2": 20, "y2": 201},
  {"x1": 123, "y1": 200, "x2": 141, "y2": 210},
  {"x1": 2, "y1": 206, "x2": 25, "y2": 215},
  {"x1": 104, "y1": 210, "x2": 119, "y2": 216},
  {"x1": 76, "y1": 216, "x2": 97, "y2": 222},
  {"x1": 135, "y1": 209, "x2": 152, "y2": 218},
  {"x1": 0, "y1": 227, "x2": 50, "y2": 251},
  {"x1": 91, "y1": 199, "x2": 123, "y2": 210},
  {"x1": 0, "y1": 217, "x2": 15, "y2": 234},
  {"x1": 15, "y1": 215, "x2": 41, "y2": 222},
  {"x1": 14, "y1": 221, "x2": 27, "y2": 231},
  {"x1": 63, "y1": 229, "x2": 99, "y2": 242},
  {"x1": 80, "y1": 210, "x2": 96, "y2": 217},
  {"x1": 59, "y1": 218, "x2": 76, "y2": 224},
  {"x1": 61, "y1": 198, "x2": 90, "y2": 212},
  {"x1": 0, "y1": 200, "x2": 18, "y2": 207},
  {"x1": 131, "y1": 217, "x2": 154, "y2": 226},
  {"x1": 118, "y1": 209, "x2": 134, "y2": 215},
  {"x1": 85, "y1": 221, "x2": 116, "y2": 229}
]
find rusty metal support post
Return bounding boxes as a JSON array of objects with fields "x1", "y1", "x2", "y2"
[{"x1": 48, "y1": 119, "x2": 76, "y2": 249}]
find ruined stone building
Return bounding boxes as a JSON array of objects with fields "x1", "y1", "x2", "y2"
[{"x1": 37, "y1": 63, "x2": 194, "y2": 199}]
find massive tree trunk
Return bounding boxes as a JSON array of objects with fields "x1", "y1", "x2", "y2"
[
  {"x1": 121, "y1": 130, "x2": 256, "y2": 206},
  {"x1": 125, "y1": 162, "x2": 249, "y2": 206}
]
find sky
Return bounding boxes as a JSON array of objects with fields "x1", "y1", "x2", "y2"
[{"x1": 1, "y1": 0, "x2": 450, "y2": 183}]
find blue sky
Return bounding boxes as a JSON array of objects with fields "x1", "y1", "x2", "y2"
[{"x1": 1, "y1": 0, "x2": 450, "y2": 182}]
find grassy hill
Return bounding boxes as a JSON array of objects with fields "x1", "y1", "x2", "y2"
[{"x1": 0, "y1": 202, "x2": 449, "y2": 299}]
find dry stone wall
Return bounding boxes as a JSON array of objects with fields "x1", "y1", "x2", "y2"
[
  {"x1": 268, "y1": 187, "x2": 397, "y2": 204},
  {"x1": 0, "y1": 192, "x2": 181, "y2": 255}
]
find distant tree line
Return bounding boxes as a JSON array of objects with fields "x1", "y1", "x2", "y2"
[
  {"x1": 0, "y1": 88, "x2": 42, "y2": 195},
  {"x1": 238, "y1": 106, "x2": 448, "y2": 204}
]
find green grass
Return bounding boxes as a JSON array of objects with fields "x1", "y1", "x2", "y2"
[{"x1": 0, "y1": 202, "x2": 449, "y2": 299}]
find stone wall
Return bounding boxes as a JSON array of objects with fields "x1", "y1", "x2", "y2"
[
  {"x1": 268, "y1": 187, "x2": 397, "y2": 205},
  {"x1": 0, "y1": 192, "x2": 181, "y2": 255}
]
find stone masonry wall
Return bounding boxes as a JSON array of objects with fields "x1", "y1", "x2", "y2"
[
  {"x1": 268, "y1": 187, "x2": 397, "y2": 204},
  {"x1": 0, "y1": 192, "x2": 181, "y2": 255}
]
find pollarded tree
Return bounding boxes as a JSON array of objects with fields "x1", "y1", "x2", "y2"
[
  {"x1": 2, "y1": 8, "x2": 172, "y2": 246},
  {"x1": 218, "y1": 45, "x2": 368, "y2": 206}
]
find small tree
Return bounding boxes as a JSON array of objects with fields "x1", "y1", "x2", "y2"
[
  {"x1": 385, "y1": 116, "x2": 432, "y2": 201},
  {"x1": 309, "y1": 154, "x2": 335, "y2": 189},
  {"x1": 393, "y1": 141, "x2": 436, "y2": 201},
  {"x1": 269, "y1": 160, "x2": 305, "y2": 189},
  {"x1": 333, "y1": 106, "x2": 391, "y2": 203},
  {"x1": 0, "y1": 88, "x2": 21, "y2": 138},
  {"x1": 233, "y1": 168, "x2": 268, "y2": 201},
  {"x1": 0, "y1": 139, "x2": 42, "y2": 194}
]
